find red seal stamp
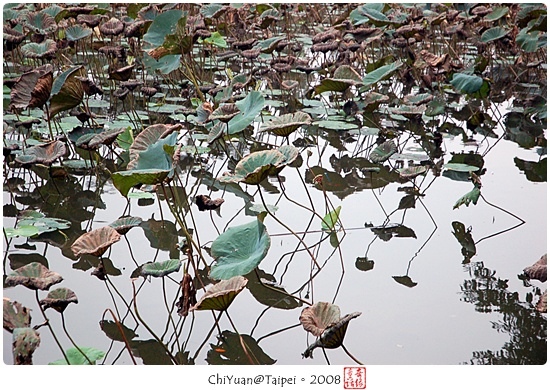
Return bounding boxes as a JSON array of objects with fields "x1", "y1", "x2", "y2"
[{"x1": 343, "y1": 367, "x2": 366, "y2": 389}]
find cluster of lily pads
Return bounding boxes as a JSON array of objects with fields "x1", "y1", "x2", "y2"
[{"x1": 3, "y1": 3, "x2": 547, "y2": 365}]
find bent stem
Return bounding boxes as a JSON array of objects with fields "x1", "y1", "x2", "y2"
[
  {"x1": 102, "y1": 308, "x2": 137, "y2": 365},
  {"x1": 341, "y1": 344, "x2": 364, "y2": 365}
]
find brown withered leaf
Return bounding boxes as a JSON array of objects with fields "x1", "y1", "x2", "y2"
[
  {"x1": 39, "y1": 287, "x2": 78, "y2": 313},
  {"x1": 299, "y1": 301, "x2": 341, "y2": 337},
  {"x1": 176, "y1": 274, "x2": 197, "y2": 317},
  {"x1": 5, "y1": 262, "x2": 63, "y2": 291},
  {"x1": 10, "y1": 64, "x2": 53, "y2": 111},
  {"x1": 71, "y1": 226, "x2": 121, "y2": 258},
  {"x1": 536, "y1": 290, "x2": 547, "y2": 313},
  {"x1": 3, "y1": 298, "x2": 31, "y2": 332},
  {"x1": 195, "y1": 195, "x2": 225, "y2": 211},
  {"x1": 524, "y1": 254, "x2": 547, "y2": 282}
]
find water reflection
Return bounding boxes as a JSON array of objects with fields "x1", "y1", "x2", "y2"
[{"x1": 461, "y1": 262, "x2": 547, "y2": 365}]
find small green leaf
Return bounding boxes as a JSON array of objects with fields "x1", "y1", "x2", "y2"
[
  {"x1": 203, "y1": 31, "x2": 227, "y2": 48},
  {"x1": 322, "y1": 206, "x2": 342, "y2": 232},
  {"x1": 141, "y1": 259, "x2": 182, "y2": 277},
  {"x1": 49, "y1": 346, "x2": 105, "y2": 365},
  {"x1": 450, "y1": 73, "x2": 483, "y2": 94},
  {"x1": 453, "y1": 186, "x2": 481, "y2": 209}
]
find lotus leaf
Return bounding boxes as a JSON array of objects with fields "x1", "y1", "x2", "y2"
[
  {"x1": 39, "y1": 287, "x2": 78, "y2": 313},
  {"x1": 10, "y1": 64, "x2": 53, "y2": 111},
  {"x1": 109, "y1": 216, "x2": 143, "y2": 235},
  {"x1": 65, "y1": 25, "x2": 92, "y2": 41},
  {"x1": 5, "y1": 262, "x2": 63, "y2": 290},
  {"x1": 218, "y1": 149, "x2": 286, "y2": 185},
  {"x1": 15, "y1": 140, "x2": 66, "y2": 166},
  {"x1": 361, "y1": 60, "x2": 403, "y2": 89},
  {"x1": 397, "y1": 165, "x2": 428, "y2": 179},
  {"x1": 321, "y1": 206, "x2": 342, "y2": 232},
  {"x1": 13, "y1": 328, "x2": 41, "y2": 365},
  {"x1": 227, "y1": 91, "x2": 265, "y2": 135},
  {"x1": 140, "y1": 259, "x2": 182, "y2": 277},
  {"x1": 260, "y1": 111, "x2": 311, "y2": 136},
  {"x1": 209, "y1": 219, "x2": 271, "y2": 280},
  {"x1": 99, "y1": 320, "x2": 138, "y2": 342},
  {"x1": 453, "y1": 186, "x2": 481, "y2": 209},
  {"x1": 207, "y1": 330, "x2": 276, "y2": 365},
  {"x1": 299, "y1": 302, "x2": 341, "y2": 337},
  {"x1": 71, "y1": 226, "x2": 121, "y2": 257},
  {"x1": 143, "y1": 9, "x2": 184, "y2": 47},
  {"x1": 5, "y1": 211, "x2": 70, "y2": 238},
  {"x1": 49, "y1": 66, "x2": 86, "y2": 119},
  {"x1": 22, "y1": 11, "x2": 57, "y2": 35},
  {"x1": 245, "y1": 269, "x2": 301, "y2": 310},
  {"x1": 450, "y1": 73, "x2": 484, "y2": 94},
  {"x1": 481, "y1": 27, "x2": 510, "y2": 43},
  {"x1": 369, "y1": 140, "x2": 397, "y2": 163},
  {"x1": 49, "y1": 346, "x2": 105, "y2": 365},
  {"x1": 524, "y1": 254, "x2": 547, "y2": 282},
  {"x1": 128, "y1": 123, "x2": 181, "y2": 169},
  {"x1": 302, "y1": 311, "x2": 362, "y2": 358},
  {"x1": 315, "y1": 65, "x2": 363, "y2": 94},
  {"x1": 3, "y1": 298, "x2": 31, "y2": 332},
  {"x1": 393, "y1": 275, "x2": 418, "y2": 288},
  {"x1": 191, "y1": 275, "x2": 248, "y2": 311}
]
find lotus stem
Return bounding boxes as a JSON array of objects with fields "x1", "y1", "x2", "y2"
[
  {"x1": 60, "y1": 312, "x2": 94, "y2": 365},
  {"x1": 34, "y1": 290, "x2": 69, "y2": 364}
]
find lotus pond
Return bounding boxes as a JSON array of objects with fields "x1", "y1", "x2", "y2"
[{"x1": 2, "y1": 3, "x2": 547, "y2": 366}]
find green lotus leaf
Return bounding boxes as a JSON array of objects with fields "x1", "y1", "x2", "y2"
[
  {"x1": 5, "y1": 262, "x2": 63, "y2": 291},
  {"x1": 481, "y1": 27, "x2": 510, "y2": 43},
  {"x1": 13, "y1": 328, "x2": 41, "y2": 365},
  {"x1": 321, "y1": 205, "x2": 342, "y2": 232},
  {"x1": 315, "y1": 65, "x2": 363, "y2": 94},
  {"x1": 361, "y1": 60, "x2": 403, "y2": 89},
  {"x1": 191, "y1": 275, "x2": 248, "y2": 311},
  {"x1": 450, "y1": 72, "x2": 483, "y2": 94},
  {"x1": 143, "y1": 52, "x2": 181, "y2": 75},
  {"x1": 206, "y1": 330, "x2": 276, "y2": 365},
  {"x1": 49, "y1": 65, "x2": 86, "y2": 119},
  {"x1": 207, "y1": 121, "x2": 226, "y2": 144},
  {"x1": 140, "y1": 259, "x2": 182, "y2": 277},
  {"x1": 219, "y1": 149, "x2": 286, "y2": 185},
  {"x1": 133, "y1": 132, "x2": 178, "y2": 172},
  {"x1": 22, "y1": 11, "x2": 57, "y2": 35},
  {"x1": 260, "y1": 111, "x2": 311, "y2": 136},
  {"x1": 49, "y1": 346, "x2": 105, "y2": 365},
  {"x1": 109, "y1": 216, "x2": 143, "y2": 235},
  {"x1": 369, "y1": 140, "x2": 397, "y2": 163},
  {"x1": 453, "y1": 186, "x2": 481, "y2": 209},
  {"x1": 112, "y1": 168, "x2": 171, "y2": 197},
  {"x1": 209, "y1": 219, "x2": 271, "y2": 280},
  {"x1": 128, "y1": 123, "x2": 181, "y2": 169},
  {"x1": 483, "y1": 6, "x2": 509, "y2": 21},
  {"x1": 3, "y1": 298, "x2": 32, "y2": 332},
  {"x1": 143, "y1": 9, "x2": 184, "y2": 47},
  {"x1": 65, "y1": 25, "x2": 92, "y2": 41},
  {"x1": 6, "y1": 211, "x2": 71, "y2": 238},
  {"x1": 315, "y1": 119, "x2": 359, "y2": 131},
  {"x1": 443, "y1": 163, "x2": 480, "y2": 172},
  {"x1": 227, "y1": 91, "x2": 265, "y2": 135},
  {"x1": 39, "y1": 287, "x2": 78, "y2": 313}
]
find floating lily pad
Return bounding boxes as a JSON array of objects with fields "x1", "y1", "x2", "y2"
[
  {"x1": 4, "y1": 212, "x2": 70, "y2": 238},
  {"x1": 39, "y1": 287, "x2": 78, "y2": 313},
  {"x1": 260, "y1": 111, "x2": 311, "y2": 136},
  {"x1": 191, "y1": 275, "x2": 248, "y2": 311},
  {"x1": 227, "y1": 91, "x2": 265, "y2": 135},
  {"x1": 5, "y1": 262, "x2": 63, "y2": 290},
  {"x1": 128, "y1": 123, "x2": 181, "y2": 168},
  {"x1": 140, "y1": 259, "x2": 181, "y2": 277},
  {"x1": 71, "y1": 226, "x2": 121, "y2": 257},
  {"x1": 209, "y1": 219, "x2": 270, "y2": 280}
]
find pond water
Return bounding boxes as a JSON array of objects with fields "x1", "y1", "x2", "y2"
[{"x1": 2, "y1": 3, "x2": 547, "y2": 365}]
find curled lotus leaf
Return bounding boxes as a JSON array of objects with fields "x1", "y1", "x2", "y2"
[
  {"x1": 5, "y1": 262, "x2": 63, "y2": 291},
  {"x1": 219, "y1": 149, "x2": 286, "y2": 185},
  {"x1": 141, "y1": 259, "x2": 182, "y2": 278},
  {"x1": 3, "y1": 298, "x2": 31, "y2": 332},
  {"x1": 108, "y1": 216, "x2": 143, "y2": 235},
  {"x1": 369, "y1": 140, "x2": 397, "y2": 163},
  {"x1": 128, "y1": 123, "x2": 182, "y2": 169},
  {"x1": 10, "y1": 64, "x2": 53, "y2": 111},
  {"x1": 4, "y1": 26, "x2": 26, "y2": 50},
  {"x1": 315, "y1": 65, "x2": 363, "y2": 94},
  {"x1": 71, "y1": 226, "x2": 121, "y2": 257},
  {"x1": 22, "y1": 11, "x2": 57, "y2": 35},
  {"x1": 524, "y1": 254, "x2": 547, "y2": 282},
  {"x1": 302, "y1": 311, "x2": 362, "y2": 358},
  {"x1": 49, "y1": 65, "x2": 86, "y2": 119},
  {"x1": 88, "y1": 127, "x2": 126, "y2": 149},
  {"x1": 269, "y1": 145, "x2": 300, "y2": 175},
  {"x1": 210, "y1": 103, "x2": 240, "y2": 123},
  {"x1": 39, "y1": 287, "x2": 78, "y2": 313},
  {"x1": 15, "y1": 140, "x2": 66, "y2": 166},
  {"x1": 260, "y1": 111, "x2": 311, "y2": 137},
  {"x1": 21, "y1": 39, "x2": 57, "y2": 59},
  {"x1": 65, "y1": 25, "x2": 93, "y2": 41},
  {"x1": 299, "y1": 301, "x2": 341, "y2": 337},
  {"x1": 191, "y1": 276, "x2": 248, "y2": 311},
  {"x1": 99, "y1": 17, "x2": 124, "y2": 36}
]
